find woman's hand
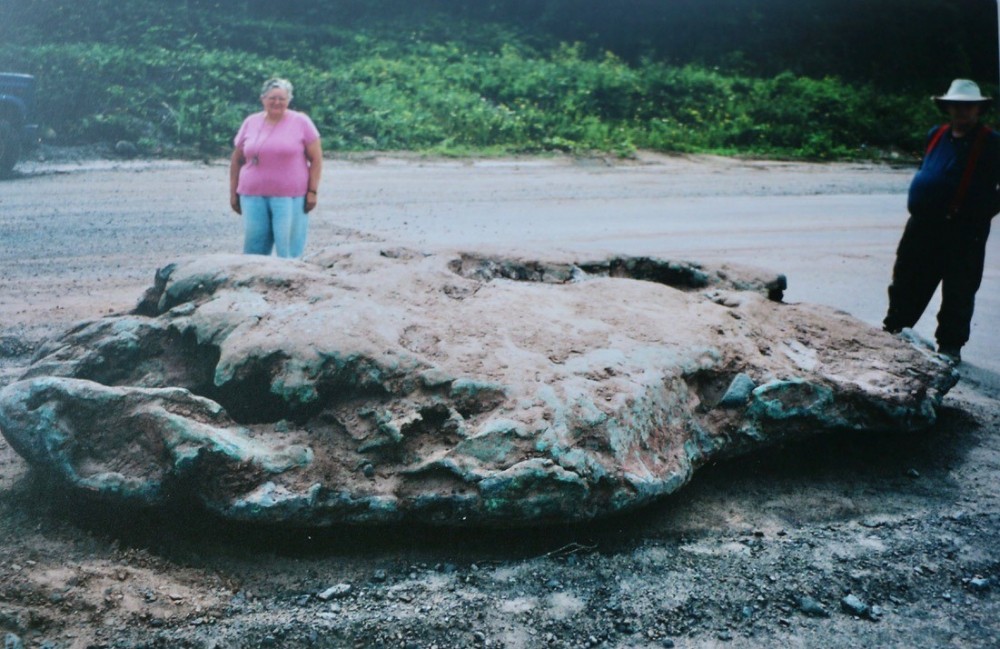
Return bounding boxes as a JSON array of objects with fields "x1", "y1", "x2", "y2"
[
  {"x1": 229, "y1": 146, "x2": 245, "y2": 215},
  {"x1": 304, "y1": 139, "x2": 322, "y2": 214}
]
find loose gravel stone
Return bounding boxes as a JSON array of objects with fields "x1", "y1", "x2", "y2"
[
  {"x1": 841, "y1": 594, "x2": 869, "y2": 617},
  {"x1": 798, "y1": 596, "x2": 830, "y2": 618},
  {"x1": 317, "y1": 584, "x2": 353, "y2": 600},
  {"x1": 968, "y1": 577, "x2": 991, "y2": 592},
  {"x1": 4, "y1": 633, "x2": 24, "y2": 649}
]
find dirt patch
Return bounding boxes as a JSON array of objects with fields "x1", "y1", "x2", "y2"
[{"x1": 0, "y1": 152, "x2": 997, "y2": 648}]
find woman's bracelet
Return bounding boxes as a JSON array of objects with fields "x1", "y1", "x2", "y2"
[{"x1": 307, "y1": 189, "x2": 317, "y2": 195}]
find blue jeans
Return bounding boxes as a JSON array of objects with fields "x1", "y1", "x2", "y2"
[{"x1": 240, "y1": 195, "x2": 309, "y2": 258}]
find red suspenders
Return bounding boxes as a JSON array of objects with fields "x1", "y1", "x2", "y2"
[
  {"x1": 952, "y1": 126, "x2": 991, "y2": 218},
  {"x1": 924, "y1": 123, "x2": 992, "y2": 218},
  {"x1": 924, "y1": 124, "x2": 950, "y2": 157}
]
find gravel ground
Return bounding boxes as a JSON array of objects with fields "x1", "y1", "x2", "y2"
[{"x1": 0, "y1": 148, "x2": 997, "y2": 649}]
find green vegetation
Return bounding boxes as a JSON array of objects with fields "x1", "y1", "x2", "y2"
[{"x1": 1, "y1": 0, "x2": 991, "y2": 160}]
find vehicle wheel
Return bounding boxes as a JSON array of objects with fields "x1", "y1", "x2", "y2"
[{"x1": 0, "y1": 119, "x2": 21, "y2": 178}]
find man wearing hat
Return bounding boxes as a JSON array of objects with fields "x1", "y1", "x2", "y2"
[{"x1": 883, "y1": 79, "x2": 1000, "y2": 362}]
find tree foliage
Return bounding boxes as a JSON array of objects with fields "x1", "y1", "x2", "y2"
[{"x1": 0, "y1": 0, "x2": 990, "y2": 159}]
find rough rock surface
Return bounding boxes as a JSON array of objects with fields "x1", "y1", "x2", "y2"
[{"x1": 0, "y1": 245, "x2": 958, "y2": 525}]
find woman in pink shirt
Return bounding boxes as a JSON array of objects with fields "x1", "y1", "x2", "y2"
[{"x1": 229, "y1": 78, "x2": 322, "y2": 258}]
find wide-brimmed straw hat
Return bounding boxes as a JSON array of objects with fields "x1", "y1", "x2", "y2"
[{"x1": 933, "y1": 79, "x2": 992, "y2": 106}]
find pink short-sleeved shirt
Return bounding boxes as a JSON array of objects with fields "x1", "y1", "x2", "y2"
[{"x1": 234, "y1": 110, "x2": 320, "y2": 197}]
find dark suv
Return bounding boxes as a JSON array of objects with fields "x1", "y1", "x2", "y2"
[{"x1": 0, "y1": 73, "x2": 40, "y2": 176}]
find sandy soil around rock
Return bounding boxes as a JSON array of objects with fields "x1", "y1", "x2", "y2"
[{"x1": 0, "y1": 151, "x2": 998, "y2": 648}]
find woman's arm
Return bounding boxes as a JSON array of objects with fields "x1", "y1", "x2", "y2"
[
  {"x1": 304, "y1": 139, "x2": 322, "y2": 213},
  {"x1": 229, "y1": 146, "x2": 245, "y2": 214}
]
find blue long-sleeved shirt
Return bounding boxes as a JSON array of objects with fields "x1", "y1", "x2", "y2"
[{"x1": 907, "y1": 124, "x2": 1000, "y2": 221}]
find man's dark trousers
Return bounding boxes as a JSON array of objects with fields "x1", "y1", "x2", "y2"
[{"x1": 884, "y1": 211, "x2": 991, "y2": 348}]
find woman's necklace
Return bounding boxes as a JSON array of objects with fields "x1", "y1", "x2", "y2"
[{"x1": 250, "y1": 114, "x2": 283, "y2": 166}]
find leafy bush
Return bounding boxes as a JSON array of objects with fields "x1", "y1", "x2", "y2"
[{"x1": 0, "y1": 1, "x2": 946, "y2": 159}]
